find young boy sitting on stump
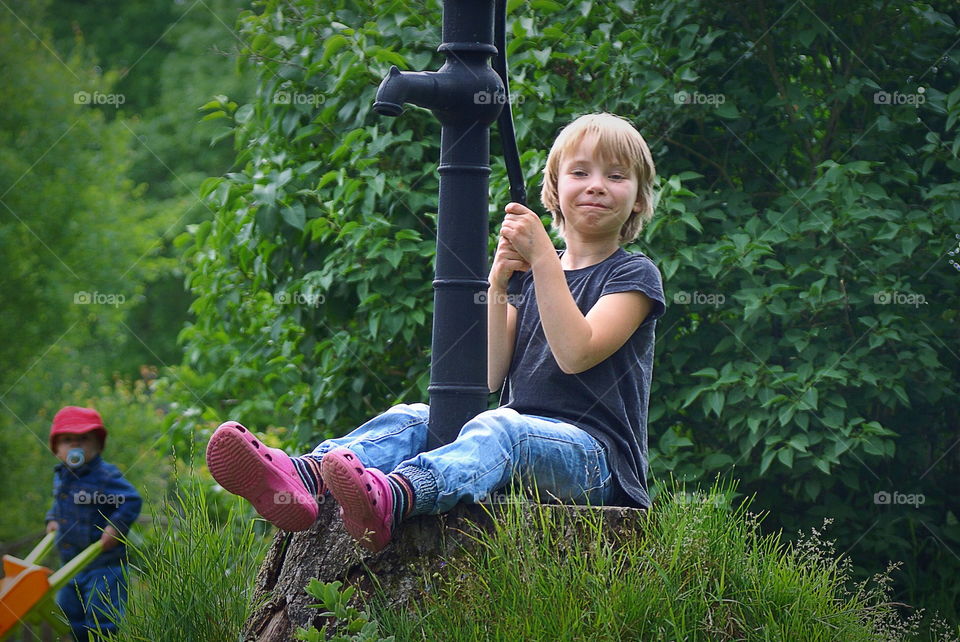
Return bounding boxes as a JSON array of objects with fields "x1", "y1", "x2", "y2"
[{"x1": 206, "y1": 112, "x2": 666, "y2": 552}]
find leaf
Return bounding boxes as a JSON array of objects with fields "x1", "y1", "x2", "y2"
[
  {"x1": 703, "y1": 390, "x2": 724, "y2": 418},
  {"x1": 800, "y1": 387, "x2": 819, "y2": 411},
  {"x1": 235, "y1": 104, "x2": 254, "y2": 124},
  {"x1": 703, "y1": 453, "x2": 734, "y2": 469},
  {"x1": 322, "y1": 34, "x2": 350, "y2": 64},
  {"x1": 681, "y1": 386, "x2": 705, "y2": 409},
  {"x1": 274, "y1": 35, "x2": 297, "y2": 50},
  {"x1": 777, "y1": 448, "x2": 794, "y2": 468},
  {"x1": 715, "y1": 102, "x2": 740, "y2": 119},
  {"x1": 281, "y1": 202, "x2": 306, "y2": 230},
  {"x1": 760, "y1": 450, "x2": 776, "y2": 475},
  {"x1": 691, "y1": 367, "x2": 718, "y2": 378}
]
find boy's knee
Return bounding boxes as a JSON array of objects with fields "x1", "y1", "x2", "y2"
[
  {"x1": 387, "y1": 402, "x2": 430, "y2": 420},
  {"x1": 464, "y1": 407, "x2": 527, "y2": 442}
]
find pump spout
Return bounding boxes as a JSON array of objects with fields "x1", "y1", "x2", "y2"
[
  {"x1": 374, "y1": 66, "x2": 443, "y2": 117},
  {"x1": 374, "y1": 61, "x2": 503, "y2": 123}
]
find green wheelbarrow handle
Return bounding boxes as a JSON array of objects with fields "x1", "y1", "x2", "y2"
[{"x1": 48, "y1": 539, "x2": 105, "y2": 593}]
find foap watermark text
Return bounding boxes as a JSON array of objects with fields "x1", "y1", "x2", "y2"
[
  {"x1": 674, "y1": 90, "x2": 726, "y2": 106},
  {"x1": 274, "y1": 91, "x2": 326, "y2": 106},
  {"x1": 874, "y1": 490, "x2": 924, "y2": 508},
  {"x1": 474, "y1": 291, "x2": 524, "y2": 306},
  {"x1": 473, "y1": 90, "x2": 523, "y2": 106},
  {"x1": 673, "y1": 290, "x2": 725, "y2": 307},
  {"x1": 74, "y1": 490, "x2": 126, "y2": 507},
  {"x1": 873, "y1": 290, "x2": 926, "y2": 307},
  {"x1": 74, "y1": 291, "x2": 125, "y2": 308},
  {"x1": 873, "y1": 88, "x2": 925, "y2": 106},
  {"x1": 74, "y1": 91, "x2": 125, "y2": 108},
  {"x1": 274, "y1": 291, "x2": 325, "y2": 307}
]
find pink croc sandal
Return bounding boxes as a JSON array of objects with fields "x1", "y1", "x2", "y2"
[
  {"x1": 206, "y1": 421, "x2": 318, "y2": 531},
  {"x1": 321, "y1": 448, "x2": 394, "y2": 553}
]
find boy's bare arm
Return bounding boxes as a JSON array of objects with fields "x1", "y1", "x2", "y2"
[
  {"x1": 488, "y1": 235, "x2": 526, "y2": 392},
  {"x1": 486, "y1": 288, "x2": 518, "y2": 392},
  {"x1": 533, "y1": 260, "x2": 653, "y2": 373},
  {"x1": 500, "y1": 203, "x2": 653, "y2": 374}
]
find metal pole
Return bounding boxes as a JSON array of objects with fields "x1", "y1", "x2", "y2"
[{"x1": 373, "y1": 0, "x2": 504, "y2": 449}]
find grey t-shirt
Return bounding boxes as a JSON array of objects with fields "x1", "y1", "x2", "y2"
[{"x1": 501, "y1": 247, "x2": 666, "y2": 508}]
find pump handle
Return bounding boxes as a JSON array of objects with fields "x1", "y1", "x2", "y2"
[{"x1": 492, "y1": 0, "x2": 526, "y2": 207}]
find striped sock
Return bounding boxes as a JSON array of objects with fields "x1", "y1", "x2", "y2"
[
  {"x1": 290, "y1": 455, "x2": 325, "y2": 498},
  {"x1": 387, "y1": 473, "x2": 415, "y2": 525}
]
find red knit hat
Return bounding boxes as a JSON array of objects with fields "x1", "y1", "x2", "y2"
[{"x1": 49, "y1": 406, "x2": 107, "y2": 452}]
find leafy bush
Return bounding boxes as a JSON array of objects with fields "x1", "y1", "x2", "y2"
[
  {"x1": 0, "y1": 2, "x2": 160, "y2": 385},
  {"x1": 171, "y1": 0, "x2": 960, "y2": 621}
]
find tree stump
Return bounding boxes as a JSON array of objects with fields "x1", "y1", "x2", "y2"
[{"x1": 241, "y1": 496, "x2": 644, "y2": 641}]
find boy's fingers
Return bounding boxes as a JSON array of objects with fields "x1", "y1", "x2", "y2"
[
  {"x1": 505, "y1": 202, "x2": 535, "y2": 216},
  {"x1": 497, "y1": 248, "x2": 526, "y2": 263}
]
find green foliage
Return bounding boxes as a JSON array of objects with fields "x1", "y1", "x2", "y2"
[
  {"x1": 175, "y1": 0, "x2": 446, "y2": 443},
  {"x1": 0, "y1": 3, "x2": 159, "y2": 385},
  {"x1": 173, "y1": 0, "x2": 960, "y2": 621},
  {"x1": 40, "y1": 0, "x2": 256, "y2": 377},
  {"x1": 106, "y1": 482, "x2": 270, "y2": 642},
  {"x1": 295, "y1": 579, "x2": 394, "y2": 642},
  {"x1": 374, "y1": 482, "x2": 947, "y2": 640}
]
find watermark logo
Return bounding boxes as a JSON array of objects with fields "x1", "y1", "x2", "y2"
[
  {"x1": 274, "y1": 491, "x2": 324, "y2": 505},
  {"x1": 473, "y1": 90, "x2": 523, "y2": 106},
  {"x1": 873, "y1": 290, "x2": 926, "y2": 307},
  {"x1": 74, "y1": 490, "x2": 126, "y2": 506},
  {"x1": 673, "y1": 290, "x2": 725, "y2": 307},
  {"x1": 274, "y1": 291, "x2": 325, "y2": 307},
  {"x1": 74, "y1": 91, "x2": 126, "y2": 108},
  {"x1": 73, "y1": 291, "x2": 126, "y2": 308},
  {"x1": 873, "y1": 89, "x2": 925, "y2": 106},
  {"x1": 873, "y1": 490, "x2": 924, "y2": 508},
  {"x1": 474, "y1": 291, "x2": 524, "y2": 306},
  {"x1": 477, "y1": 491, "x2": 529, "y2": 505},
  {"x1": 674, "y1": 90, "x2": 726, "y2": 106},
  {"x1": 274, "y1": 91, "x2": 326, "y2": 106}
]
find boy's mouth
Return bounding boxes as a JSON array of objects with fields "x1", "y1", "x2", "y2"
[{"x1": 579, "y1": 201, "x2": 608, "y2": 209}]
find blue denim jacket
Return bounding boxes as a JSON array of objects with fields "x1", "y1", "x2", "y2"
[{"x1": 45, "y1": 455, "x2": 142, "y2": 569}]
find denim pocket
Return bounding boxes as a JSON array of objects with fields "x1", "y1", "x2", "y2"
[{"x1": 583, "y1": 441, "x2": 613, "y2": 505}]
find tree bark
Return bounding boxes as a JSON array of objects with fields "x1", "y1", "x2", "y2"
[{"x1": 241, "y1": 496, "x2": 644, "y2": 641}]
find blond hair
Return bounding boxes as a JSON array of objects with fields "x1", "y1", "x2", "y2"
[{"x1": 540, "y1": 113, "x2": 656, "y2": 244}]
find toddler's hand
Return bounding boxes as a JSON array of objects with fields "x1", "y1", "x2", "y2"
[
  {"x1": 46, "y1": 520, "x2": 59, "y2": 533},
  {"x1": 100, "y1": 525, "x2": 121, "y2": 551}
]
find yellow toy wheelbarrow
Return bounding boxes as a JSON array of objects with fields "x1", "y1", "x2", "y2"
[{"x1": 0, "y1": 532, "x2": 104, "y2": 640}]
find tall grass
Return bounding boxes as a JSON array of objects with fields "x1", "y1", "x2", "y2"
[
  {"x1": 103, "y1": 478, "x2": 270, "y2": 642},
  {"x1": 374, "y1": 481, "x2": 956, "y2": 641}
]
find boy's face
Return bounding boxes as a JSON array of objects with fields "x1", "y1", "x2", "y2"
[
  {"x1": 54, "y1": 432, "x2": 101, "y2": 466},
  {"x1": 557, "y1": 135, "x2": 641, "y2": 241}
]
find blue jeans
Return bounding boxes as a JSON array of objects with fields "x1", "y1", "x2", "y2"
[
  {"x1": 56, "y1": 564, "x2": 127, "y2": 641},
  {"x1": 310, "y1": 403, "x2": 617, "y2": 514}
]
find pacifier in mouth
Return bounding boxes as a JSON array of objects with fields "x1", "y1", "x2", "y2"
[{"x1": 66, "y1": 447, "x2": 86, "y2": 468}]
